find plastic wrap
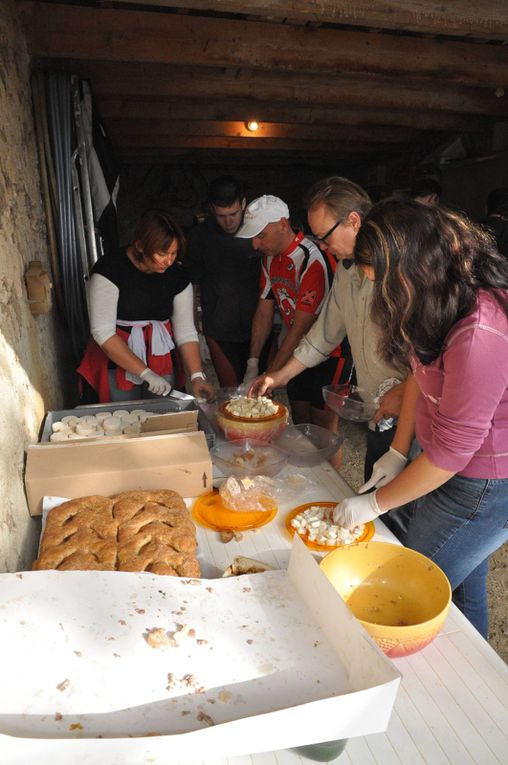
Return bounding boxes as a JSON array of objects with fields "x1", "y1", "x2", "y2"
[{"x1": 219, "y1": 472, "x2": 316, "y2": 513}]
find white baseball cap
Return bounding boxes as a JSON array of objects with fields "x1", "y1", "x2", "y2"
[{"x1": 236, "y1": 195, "x2": 290, "y2": 238}]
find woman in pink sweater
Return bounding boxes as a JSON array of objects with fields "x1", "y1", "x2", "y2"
[{"x1": 334, "y1": 200, "x2": 508, "y2": 637}]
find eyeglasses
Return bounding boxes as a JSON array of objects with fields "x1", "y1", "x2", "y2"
[{"x1": 315, "y1": 219, "x2": 343, "y2": 244}]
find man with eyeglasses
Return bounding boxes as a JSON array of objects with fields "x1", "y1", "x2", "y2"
[
  {"x1": 237, "y1": 195, "x2": 353, "y2": 454},
  {"x1": 185, "y1": 175, "x2": 265, "y2": 387},
  {"x1": 249, "y1": 178, "x2": 406, "y2": 482}
]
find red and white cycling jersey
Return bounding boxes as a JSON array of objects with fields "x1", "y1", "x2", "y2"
[{"x1": 259, "y1": 231, "x2": 333, "y2": 329}]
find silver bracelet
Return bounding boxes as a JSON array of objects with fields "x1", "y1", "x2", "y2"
[{"x1": 190, "y1": 371, "x2": 206, "y2": 382}]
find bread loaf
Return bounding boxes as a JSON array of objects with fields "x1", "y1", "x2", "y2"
[{"x1": 33, "y1": 490, "x2": 199, "y2": 577}]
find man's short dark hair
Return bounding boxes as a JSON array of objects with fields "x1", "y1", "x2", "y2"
[
  {"x1": 209, "y1": 175, "x2": 246, "y2": 207},
  {"x1": 410, "y1": 176, "x2": 442, "y2": 200},
  {"x1": 487, "y1": 187, "x2": 508, "y2": 217}
]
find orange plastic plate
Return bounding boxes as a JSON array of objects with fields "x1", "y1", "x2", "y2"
[
  {"x1": 192, "y1": 491, "x2": 277, "y2": 531},
  {"x1": 285, "y1": 501, "x2": 375, "y2": 552}
]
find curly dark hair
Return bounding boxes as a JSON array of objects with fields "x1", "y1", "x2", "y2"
[{"x1": 354, "y1": 199, "x2": 508, "y2": 368}]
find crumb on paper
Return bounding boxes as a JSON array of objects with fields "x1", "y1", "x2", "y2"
[
  {"x1": 219, "y1": 530, "x2": 234, "y2": 544},
  {"x1": 314, "y1": 640, "x2": 320, "y2": 647},
  {"x1": 181, "y1": 710, "x2": 191, "y2": 716},
  {"x1": 106, "y1": 636, "x2": 115, "y2": 641},
  {"x1": 74, "y1": 651, "x2": 82, "y2": 657},
  {"x1": 168, "y1": 623, "x2": 193, "y2": 646},
  {"x1": 181, "y1": 579, "x2": 201, "y2": 586},
  {"x1": 242, "y1": 587, "x2": 252, "y2": 593},
  {"x1": 56, "y1": 679, "x2": 70, "y2": 692},
  {"x1": 118, "y1": 619, "x2": 127, "y2": 626},
  {"x1": 145, "y1": 627, "x2": 171, "y2": 649},
  {"x1": 206, "y1": 587, "x2": 213, "y2": 593},
  {"x1": 69, "y1": 723, "x2": 83, "y2": 731},
  {"x1": 207, "y1": 698, "x2": 216, "y2": 704},
  {"x1": 54, "y1": 712, "x2": 62, "y2": 721},
  {"x1": 196, "y1": 638, "x2": 208, "y2": 645},
  {"x1": 233, "y1": 531, "x2": 244, "y2": 542},
  {"x1": 113, "y1": 653, "x2": 121, "y2": 657},
  {"x1": 218, "y1": 690, "x2": 232, "y2": 703},
  {"x1": 167, "y1": 673, "x2": 205, "y2": 693},
  {"x1": 197, "y1": 711, "x2": 215, "y2": 727},
  {"x1": 246, "y1": 639, "x2": 254, "y2": 644},
  {"x1": 16, "y1": 573, "x2": 23, "y2": 579},
  {"x1": 135, "y1": 608, "x2": 146, "y2": 615}
]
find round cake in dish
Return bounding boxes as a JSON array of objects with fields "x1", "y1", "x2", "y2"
[{"x1": 216, "y1": 396, "x2": 289, "y2": 442}]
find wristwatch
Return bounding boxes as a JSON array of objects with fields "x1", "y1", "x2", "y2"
[{"x1": 190, "y1": 371, "x2": 207, "y2": 382}]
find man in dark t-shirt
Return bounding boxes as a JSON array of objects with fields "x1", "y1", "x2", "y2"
[{"x1": 184, "y1": 176, "x2": 264, "y2": 386}]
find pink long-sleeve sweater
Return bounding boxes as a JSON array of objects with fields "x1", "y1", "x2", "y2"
[{"x1": 412, "y1": 290, "x2": 508, "y2": 478}]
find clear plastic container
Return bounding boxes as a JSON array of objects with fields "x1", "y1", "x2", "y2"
[
  {"x1": 275, "y1": 423, "x2": 344, "y2": 467},
  {"x1": 210, "y1": 438, "x2": 288, "y2": 478},
  {"x1": 322, "y1": 384, "x2": 377, "y2": 422}
]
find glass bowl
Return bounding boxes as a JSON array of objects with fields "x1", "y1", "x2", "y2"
[
  {"x1": 275, "y1": 423, "x2": 344, "y2": 467},
  {"x1": 320, "y1": 542, "x2": 451, "y2": 657},
  {"x1": 216, "y1": 399, "x2": 289, "y2": 442},
  {"x1": 210, "y1": 438, "x2": 288, "y2": 478},
  {"x1": 322, "y1": 384, "x2": 377, "y2": 422}
]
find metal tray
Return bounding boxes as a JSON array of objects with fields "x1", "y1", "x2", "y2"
[{"x1": 39, "y1": 397, "x2": 216, "y2": 448}]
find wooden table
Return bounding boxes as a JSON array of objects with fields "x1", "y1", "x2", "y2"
[{"x1": 189, "y1": 460, "x2": 508, "y2": 765}]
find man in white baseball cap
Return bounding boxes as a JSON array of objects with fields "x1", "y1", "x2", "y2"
[
  {"x1": 236, "y1": 194, "x2": 290, "y2": 239},
  {"x1": 237, "y1": 195, "x2": 353, "y2": 458}
]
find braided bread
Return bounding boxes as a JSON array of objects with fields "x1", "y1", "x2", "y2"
[{"x1": 33, "y1": 490, "x2": 199, "y2": 577}]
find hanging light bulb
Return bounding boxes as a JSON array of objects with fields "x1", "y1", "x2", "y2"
[{"x1": 245, "y1": 120, "x2": 259, "y2": 132}]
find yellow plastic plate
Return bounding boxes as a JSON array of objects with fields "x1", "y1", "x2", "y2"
[
  {"x1": 285, "y1": 501, "x2": 375, "y2": 552},
  {"x1": 192, "y1": 491, "x2": 277, "y2": 532}
]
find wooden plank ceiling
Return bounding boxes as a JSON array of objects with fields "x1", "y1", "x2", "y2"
[{"x1": 20, "y1": 0, "x2": 508, "y2": 168}]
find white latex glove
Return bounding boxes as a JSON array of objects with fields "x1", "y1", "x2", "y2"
[
  {"x1": 139, "y1": 367, "x2": 172, "y2": 396},
  {"x1": 242, "y1": 357, "x2": 259, "y2": 385},
  {"x1": 333, "y1": 492, "x2": 382, "y2": 529},
  {"x1": 359, "y1": 446, "x2": 407, "y2": 493}
]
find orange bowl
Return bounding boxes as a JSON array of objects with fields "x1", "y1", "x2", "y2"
[
  {"x1": 216, "y1": 400, "x2": 289, "y2": 442},
  {"x1": 320, "y1": 541, "x2": 451, "y2": 657}
]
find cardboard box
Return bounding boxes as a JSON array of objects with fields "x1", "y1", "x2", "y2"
[
  {"x1": 24, "y1": 430, "x2": 212, "y2": 516},
  {"x1": 0, "y1": 538, "x2": 400, "y2": 762}
]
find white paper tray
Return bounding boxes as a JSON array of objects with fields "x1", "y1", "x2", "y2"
[{"x1": 0, "y1": 539, "x2": 399, "y2": 764}]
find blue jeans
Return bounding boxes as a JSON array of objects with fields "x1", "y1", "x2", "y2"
[
  {"x1": 107, "y1": 370, "x2": 175, "y2": 402},
  {"x1": 383, "y1": 474, "x2": 508, "y2": 638}
]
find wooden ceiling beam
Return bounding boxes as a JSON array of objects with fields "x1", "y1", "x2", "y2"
[
  {"x1": 52, "y1": 61, "x2": 508, "y2": 117},
  {"x1": 118, "y1": 149, "x2": 383, "y2": 167},
  {"x1": 113, "y1": 0, "x2": 508, "y2": 40},
  {"x1": 97, "y1": 97, "x2": 489, "y2": 133},
  {"x1": 20, "y1": 2, "x2": 508, "y2": 89},
  {"x1": 108, "y1": 118, "x2": 430, "y2": 143},
  {"x1": 114, "y1": 133, "x2": 419, "y2": 152}
]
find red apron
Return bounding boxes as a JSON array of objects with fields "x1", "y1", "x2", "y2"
[{"x1": 77, "y1": 322, "x2": 183, "y2": 403}]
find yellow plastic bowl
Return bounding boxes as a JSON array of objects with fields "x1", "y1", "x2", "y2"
[
  {"x1": 216, "y1": 400, "x2": 289, "y2": 442},
  {"x1": 320, "y1": 541, "x2": 451, "y2": 657}
]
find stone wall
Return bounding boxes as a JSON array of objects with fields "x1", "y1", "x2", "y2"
[{"x1": 0, "y1": 1, "x2": 72, "y2": 572}]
